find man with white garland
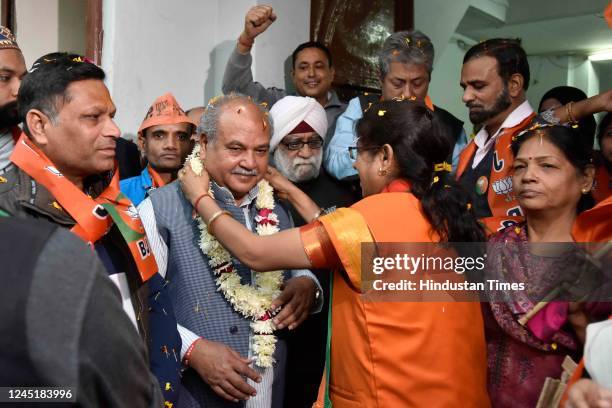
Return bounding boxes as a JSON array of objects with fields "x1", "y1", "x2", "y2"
[{"x1": 138, "y1": 93, "x2": 322, "y2": 408}]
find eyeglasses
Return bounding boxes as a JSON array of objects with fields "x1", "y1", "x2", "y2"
[
  {"x1": 281, "y1": 137, "x2": 324, "y2": 151},
  {"x1": 348, "y1": 145, "x2": 380, "y2": 160}
]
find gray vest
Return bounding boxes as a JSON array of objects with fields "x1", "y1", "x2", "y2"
[{"x1": 149, "y1": 182, "x2": 290, "y2": 408}]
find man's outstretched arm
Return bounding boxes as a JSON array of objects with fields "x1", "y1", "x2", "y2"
[{"x1": 222, "y1": 5, "x2": 286, "y2": 106}]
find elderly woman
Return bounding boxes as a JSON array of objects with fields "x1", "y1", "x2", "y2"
[
  {"x1": 483, "y1": 124, "x2": 612, "y2": 408},
  {"x1": 179, "y1": 100, "x2": 491, "y2": 407}
]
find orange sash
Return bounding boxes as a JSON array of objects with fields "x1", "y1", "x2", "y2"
[
  {"x1": 147, "y1": 165, "x2": 166, "y2": 188},
  {"x1": 572, "y1": 195, "x2": 612, "y2": 243},
  {"x1": 10, "y1": 134, "x2": 156, "y2": 282},
  {"x1": 456, "y1": 113, "x2": 536, "y2": 233}
]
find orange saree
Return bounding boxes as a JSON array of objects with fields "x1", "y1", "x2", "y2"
[{"x1": 301, "y1": 186, "x2": 490, "y2": 407}]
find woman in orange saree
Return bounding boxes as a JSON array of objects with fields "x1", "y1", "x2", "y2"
[{"x1": 180, "y1": 100, "x2": 491, "y2": 407}]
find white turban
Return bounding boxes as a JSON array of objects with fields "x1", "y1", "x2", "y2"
[{"x1": 269, "y1": 96, "x2": 328, "y2": 151}]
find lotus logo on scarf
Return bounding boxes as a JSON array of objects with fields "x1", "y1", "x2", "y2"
[
  {"x1": 492, "y1": 176, "x2": 513, "y2": 201},
  {"x1": 45, "y1": 166, "x2": 63, "y2": 177}
]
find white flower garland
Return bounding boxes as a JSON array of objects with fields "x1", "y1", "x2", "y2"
[{"x1": 188, "y1": 145, "x2": 283, "y2": 367}]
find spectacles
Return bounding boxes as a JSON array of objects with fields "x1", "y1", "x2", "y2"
[
  {"x1": 281, "y1": 137, "x2": 324, "y2": 151},
  {"x1": 348, "y1": 145, "x2": 380, "y2": 160}
]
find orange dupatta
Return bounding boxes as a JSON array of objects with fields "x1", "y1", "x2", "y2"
[
  {"x1": 10, "y1": 134, "x2": 156, "y2": 282},
  {"x1": 147, "y1": 165, "x2": 167, "y2": 188}
]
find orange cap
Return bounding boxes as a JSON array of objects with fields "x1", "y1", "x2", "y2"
[
  {"x1": 606, "y1": 2, "x2": 612, "y2": 28},
  {"x1": 138, "y1": 92, "x2": 197, "y2": 136}
]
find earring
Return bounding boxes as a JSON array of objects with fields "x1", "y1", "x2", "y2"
[
  {"x1": 581, "y1": 188, "x2": 590, "y2": 194},
  {"x1": 378, "y1": 167, "x2": 388, "y2": 176}
]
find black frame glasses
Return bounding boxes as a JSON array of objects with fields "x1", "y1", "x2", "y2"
[
  {"x1": 348, "y1": 145, "x2": 381, "y2": 160},
  {"x1": 281, "y1": 137, "x2": 324, "y2": 151}
]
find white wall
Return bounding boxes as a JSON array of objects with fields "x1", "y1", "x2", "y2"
[
  {"x1": 525, "y1": 55, "x2": 570, "y2": 109},
  {"x1": 428, "y1": 40, "x2": 471, "y2": 130},
  {"x1": 414, "y1": 0, "x2": 471, "y2": 61},
  {"x1": 14, "y1": 0, "x2": 60, "y2": 67},
  {"x1": 13, "y1": 0, "x2": 85, "y2": 69},
  {"x1": 58, "y1": 0, "x2": 86, "y2": 56},
  {"x1": 103, "y1": 0, "x2": 309, "y2": 139}
]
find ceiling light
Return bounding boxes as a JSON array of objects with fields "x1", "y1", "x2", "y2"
[{"x1": 588, "y1": 50, "x2": 612, "y2": 61}]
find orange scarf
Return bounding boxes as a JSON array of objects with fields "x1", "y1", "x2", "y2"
[
  {"x1": 11, "y1": 134, "x2": 156, "y2": 282},
  {"x1": 456, "y1": 113, "x2": 536, "y2": 233},
  {"x1": 147, "y1": 165, "x2": 167, "y2": 188}
]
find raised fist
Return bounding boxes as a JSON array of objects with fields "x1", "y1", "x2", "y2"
[{"x1": 243, "y1": 5, "x2": 277, "y2": 40}]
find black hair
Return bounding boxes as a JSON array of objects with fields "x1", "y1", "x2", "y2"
[
  {"x1": 463, "y1": 38, "x2": 530, "y2": 91},
  {"x1": 356, "y1": 100, "x2": 485, "y2": 243},
  {"x1": 18, "y1": 52, "x2": 105, "y2": 136},
  {"x1": 511, "y1": 125, "x2": 595, "y2": 213},
  {"x1": 597, "y1": 112, "x2": 612, "y2": 149},
  {"x1": 538, "y1": 86, "x2": 596, "y2": 148},
  {"x1": 291, "y1": 41, "x2": 332, "y2": 69}
]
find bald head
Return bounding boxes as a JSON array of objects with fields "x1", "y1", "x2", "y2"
[{"x1": 199, "y1": 93, "x2": 273, "y2": 143}]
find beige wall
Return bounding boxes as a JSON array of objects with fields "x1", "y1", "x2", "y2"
[{"x1": 12, "y1": 0, "x2": 85, "y2": 68}]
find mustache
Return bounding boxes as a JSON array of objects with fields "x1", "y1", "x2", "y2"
[
  {"x1": 231, "y1": 168, "x2": 258, "y2": 176},
  {"x1": 292, "y1": 157, "x2": 318, "y2": 166},
  {"x1": 466, "y1": 102, "x2": 483, "y2": 109}
]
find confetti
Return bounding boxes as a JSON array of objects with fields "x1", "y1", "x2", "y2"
[
  {"x1": 0, "y1": 176, "x2": 6, "y2": 183},
  {"x1": 165, "y1": 382, "x2": 172, "y2": 391},
  {"x1": 378, "y1": 110, "x2": 386, "y2": 116}
]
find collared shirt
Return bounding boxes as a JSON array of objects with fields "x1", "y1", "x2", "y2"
[
  {"x1": 471, "y1": 100, "x2": 534, "y2": 169},
  {"x1": 222, "y1": 47, "x2": 347, "y2": 150},
  {"x1": 325, "y1": 96, "x2": 468, "y2": 180},
  {"x1": 138, "y1": 181, "x2": 322, "y2": 408},
  {"x1": 120, "y1": 167, "x2": 154, "y2": 206}
]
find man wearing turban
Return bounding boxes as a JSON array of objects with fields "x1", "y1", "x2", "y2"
[{"x1": 269, "y1": 96, "x2": 359, "y2": 407}]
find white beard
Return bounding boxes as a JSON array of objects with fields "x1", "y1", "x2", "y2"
[{"x1": 273, "y1": 148, "x2": 322, "y2": 183}]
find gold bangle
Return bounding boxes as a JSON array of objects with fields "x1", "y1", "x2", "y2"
[{"x1": 207, "y1": 210, "x2": 232, "y2": 235}]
